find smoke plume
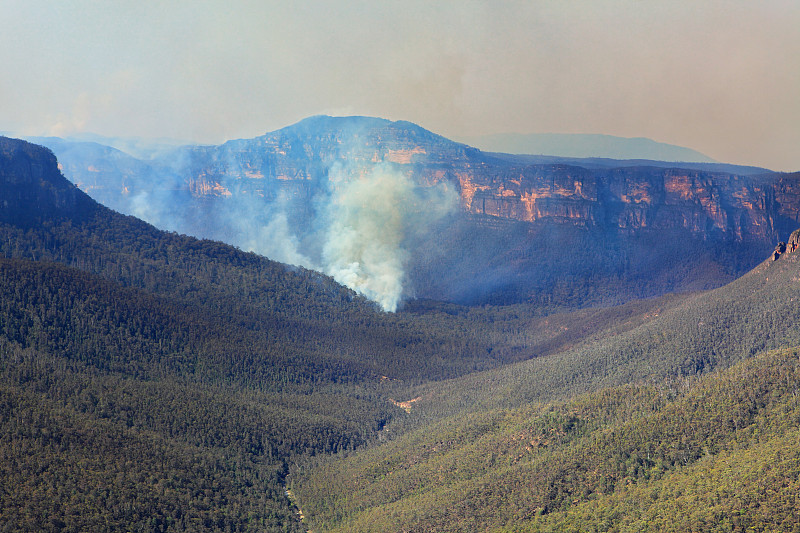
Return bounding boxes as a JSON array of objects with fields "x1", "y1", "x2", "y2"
[
  {"x1": 322, "y1": 166, "x2": 411, "y2": 311},
  {"x1": 235, "y1": 192, "x2": 314, "y2": 269},
  {"x1": 225, "y1": 162, "x2": 457, "y2": 312}
]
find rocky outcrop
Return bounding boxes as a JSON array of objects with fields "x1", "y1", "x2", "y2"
[
  {"x1": 772, "y1": 242, "x2": 786, "y2": 261},
  {"x1": 787, "y1": 228, "x2": 800, "y2": 253},
  {"x1": 770, "y1": 228, "x2": 800, "y2": 261}
]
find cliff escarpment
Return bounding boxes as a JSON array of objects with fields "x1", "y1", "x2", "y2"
[
  {"x1": 160, "y1": 117, "x2": 795, "y2": 244},
  {"x1": 457, "y1": 165, "x2": 789, "y2": 243},
  {"x1": 28, "y1": 117, "x2": 800, "y2": 308},
  {"x1": 0, "y1": 137, "x2": 92, "y2": 224}
]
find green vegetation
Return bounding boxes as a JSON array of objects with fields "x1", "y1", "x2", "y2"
[
  {"x1": 0, "y1": 345, "x2": 299, "y2": 532},
  {"x1": 3, "y1": 138, "x2": 800, "y2": 531},
  {"x1": 294, "y1": 346, "x2": 800, "y2": 532},
  {"x1": 291, "y1": 249, "x2": 800, "y2": 532},
  {"x1": 0, "y1": 257, "x2": 392, "y2": 531}
]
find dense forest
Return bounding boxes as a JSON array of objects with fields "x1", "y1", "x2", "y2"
[
  {"x1": 2, "y1": 136, "x2": 800, "y2": 531},
  {"x1": 295, "y1": 345, "x2": 800, "y2": 532},
  {"x1": 290, "y1": 242, "x2": 800, "y2": 531}
]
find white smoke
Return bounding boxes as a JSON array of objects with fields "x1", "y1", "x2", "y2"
[
  {"x1": 320, "y1": 164, "x2": 457, "y2": 312},
  {"x1": 237, "y1": 192, "x2": 314, "y2": 268},
  {"x1": 246, "y1": 211, "x2": 314, "y2": 268},
  {"x1": 130, "y1": 190, "x2": 155, "y2": 222}
]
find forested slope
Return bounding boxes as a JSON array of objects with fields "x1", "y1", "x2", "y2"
[
  {"x1": 389, "y1": 244, "x2": 800, "y2": 425},
  {"x1": 0, "y1": 256, "x2": 397, "y2": 531},
  {"x1": 295, "y1": 346, "x2": 800, "y2": 532},
  {"x1": 294, "y1": 242, "x2": 800, "y2": 532}
]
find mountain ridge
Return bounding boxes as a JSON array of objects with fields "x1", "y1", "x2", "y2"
[
  {"x1": 19, "y1": 118, "x2": 800, "y2": 310},
  {"x1": 21, "y1": 116, "x2": 800, "y2": 310},
  {"x1": 0, "y1": 136, "x2": 91, "y2": 223},
  {"x1": 456, "y1": 131, "x2": 718, "y2": 164}
]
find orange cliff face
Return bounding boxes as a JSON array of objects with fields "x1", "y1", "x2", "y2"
[
  {"x1": 452, "y1": 165, "x2": 789, "y2": 242},
  {"x1": 140, "y1": 117, "x2": 798, "y2": 246},
  {"x1": 186, "y1": 137, "x2": 793, "y2": 243},
  {"x1": 457, "y1": 166, "x2": 599, "y2": 226}
]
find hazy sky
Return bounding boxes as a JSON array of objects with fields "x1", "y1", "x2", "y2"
[{"x1": 2, "y1": 0, "x2": 798, "y2": 170}]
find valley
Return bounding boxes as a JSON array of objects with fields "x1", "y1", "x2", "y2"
[{"x1": 2, "y1": 125, "x2": 800, "y2": 532}]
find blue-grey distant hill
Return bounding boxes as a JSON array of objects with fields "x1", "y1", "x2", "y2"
[
  {"x1": 457, "y1": 132, "x2": 717, "y2": 163},
  {"x1": 49, "y1": 132, "x2": 192, "y2": 160}
]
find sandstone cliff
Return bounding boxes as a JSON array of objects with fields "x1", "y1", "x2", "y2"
[
  {"x1": 166, "y1": 117, "x2": 795, "y2": 245},
  {"x1": 458, "y1": 165, "x2": 787, "y2": 242}
]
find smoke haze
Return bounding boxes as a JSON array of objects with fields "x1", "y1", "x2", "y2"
[
  {"x1": 236, "y1": 192, "x2": 315, "y2": 269},
  {"x1": 3, "y1": 2, "x2": 799, "y2": 171}
]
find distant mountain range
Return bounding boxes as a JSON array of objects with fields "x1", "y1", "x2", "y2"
[
  {"x1": 455, "y1": 132, "x2": 718, "y2": 163},
  {"x1": 19, "y1": 116, "x2": 798, "y2": 312}
]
